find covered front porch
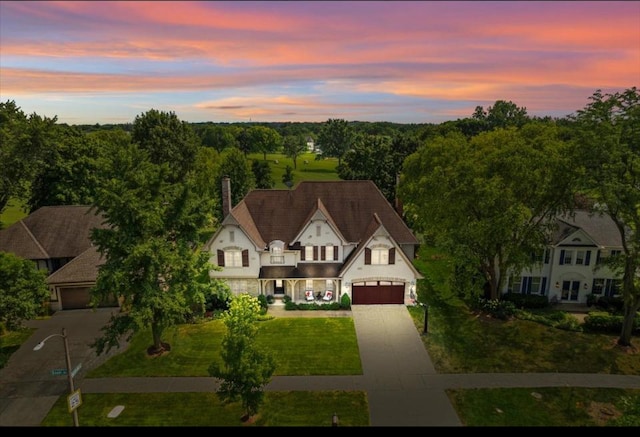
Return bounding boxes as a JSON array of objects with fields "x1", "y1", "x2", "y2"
[{"x1": 259, "y1": 264, "x2": 343, "y2": 303}]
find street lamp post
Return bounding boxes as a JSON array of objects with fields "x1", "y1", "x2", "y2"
[{"x1": 33, "y1": 327, "x2": 79, "y2": 427}]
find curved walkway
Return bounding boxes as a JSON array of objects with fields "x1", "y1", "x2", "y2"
[{"x1": 1, "y1": 306, "x2": 639, "y2": 427}]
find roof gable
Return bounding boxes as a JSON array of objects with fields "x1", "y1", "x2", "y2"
[{"x1": 554, "y1": 210, "x2": 622, "y2": 247}]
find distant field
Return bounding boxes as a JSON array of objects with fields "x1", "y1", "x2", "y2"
[{"x1": 247, "y1": 152, "x2": 341, "y2": 189}]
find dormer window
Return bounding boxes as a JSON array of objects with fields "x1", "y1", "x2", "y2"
[{"x1": 269, "y1": 240, "x2": 285, "y2": 264}]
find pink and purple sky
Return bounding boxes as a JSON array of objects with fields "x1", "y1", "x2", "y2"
[{"x1": 1, "y1": 1, "x2": 638, "y2": 125}]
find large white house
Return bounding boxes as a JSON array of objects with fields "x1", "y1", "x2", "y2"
[
  {"x1": 204, "y1": 178, "x2": 423, "y2": 304},
  {"x1": 503, "y1": 210, "x2": 623, "y2": 305}
]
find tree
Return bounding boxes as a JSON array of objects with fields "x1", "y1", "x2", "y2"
[
  {"x1": 473, "y1": 100, "x2": 529, "y2": 131},
  {"x1": 248, "y1": 126, "x2": 282, "y2": 161},
  {"x1": 214, "y1": 148, "x2": 255, "y2": 221},
  {"x1": 27, "y1": 124, "x2": 102, "y2": 212},
  {"x1": 338, "y1": 132, "x2": 420, "y2": 205},
  {"x1": 90, "y1": 111, "x2": 217, "y2": 356},
  {"x1": 282, "y1": 134, "x2": 307, "y2": 169},
  {"x1": 317, "y1": 118, "x2": 355, "y2": 165},
  {"x1": 200, "y1": 125, "x2": 238, "y2": 153},
  {"x1": 0, "y1": 252, "x2": 49, "y2": 331},
  {"x1": 282, "y1": 165, "x2": 294, "y2": 188},
  {"x1": 573, "y1": 87, "x2": 640, "y2": 347},
  {"x1": 0, "y1": 101, "x2": 57, "y2": 218},
  {"x1": 251, "y1": 160, "x2": 274, "y2": 189},
  {"x1": 208, "y1": 294, "x2": 276, "y2": 422},
  {"x1": 399, "y1": 124, "x2": 577, "y2": 300},
  {"x1": 131, "y1": 109, "x2": 199, "y2": 182}
]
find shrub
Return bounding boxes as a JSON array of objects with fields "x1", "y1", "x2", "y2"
[
  {"x1": 266, "y1": 294, "x2": 275, "y2": 304},
  {"x1": 340, "y1": 293, "x2": 351, "y2": 310},
  {"x1": 515, "y1": 309, "x2": 583, "y2": 332},
  {"x1": 257, "y1": 294, "x2": 268, "y2": 314},
  {"x1": 473, "y1": 297, "x2": 517, "y2": 320},
  {"x1": 583, "y1": 311, "x2": 640, "y2": 334},
  {"x1": 592, "y1": 295, "x2": 625, "y2": 314},
  {"x1": 501, "y1": 292, "x2": 550, "y2": 309}
]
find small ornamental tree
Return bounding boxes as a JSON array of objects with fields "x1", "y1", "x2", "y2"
[{"x1": 208, "y1": 294, "x2": 276, "y2": 422}]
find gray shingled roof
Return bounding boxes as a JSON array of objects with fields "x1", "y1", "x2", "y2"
[
  {"x1": 0, "y1": 205, "x2": 107, "y2": 260},
  {"x1": 46, "y1": 246, "x2": 104, "y2": 285},
  {"x1": 232, "y1": 180, "x2": 418, "y2": 247},
  {"x1": 554, "y1": 210, "x2": 623, "y2": 247}
]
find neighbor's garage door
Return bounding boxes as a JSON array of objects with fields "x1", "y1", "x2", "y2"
[
  {"x1": 352, "y1": 281, "x2": 405, "y2": 304},
  {"x1": 60, "y1": 287, "x2": 119, "y2": 310}
]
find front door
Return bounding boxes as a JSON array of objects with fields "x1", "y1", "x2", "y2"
[
  {"x1": 561, "y1": 280, "x2": 580, "y2": 302},
  {"x1": 274, "y1": 279, "x2": 284, "y2": 295}
]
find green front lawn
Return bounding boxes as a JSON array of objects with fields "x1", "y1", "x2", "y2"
[
  {"x1": 88, "y1": 316, "x2": 361, "y2": 378},
  {"x1": 41, "y1": 391, "x2": 369, "y2": 427}
]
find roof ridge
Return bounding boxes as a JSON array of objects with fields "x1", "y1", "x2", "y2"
[{"x1": 19, "y1": 220, "x2": 50, "y2": 258}]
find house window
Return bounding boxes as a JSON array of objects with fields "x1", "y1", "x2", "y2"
[
  {"x1": 325, "y1": 245, "x2": 334, "y2": 261},
  {"x1": 229, "y1": 231, "x2": 235, "y2": 243},
  {"x1": 325, "y1": 280, "x2": 334, "y2": 291},
  {"x1": 371, "y1": 248, "x2": 389, "y2": 265},
  {"x1": 305, "y1": 245, "x2": 314, "y2": 260},
  {"x1": 364, "y1": 247, "x2": 395, "y2": 265},
  {"x1": 592, "y1": 278, "x2": 605, "y2": 295},
  {"x1": 510, "y1": 276, "x2": 522, "y2": 293},
  {"x1": 224, "y1": 250, "x2": 243, "y2": 267},
  {"x1": 218, "y1": 248, "x2": 249, "y2": 267},
  {"x1": 270, "y1": 240, "x2": 284, "y2": 264},
  {"x1": 316, "y1": 225, "x2": 321, "y2": 237},
  {"x1": 229, "y1": 280, "x2": 247, "y2": 294},
  {"x1": 575, "y1": 250, "x2": 585, "y2": 265},
  {"x1": 518, "y1": 276, "x2": 546, "y2": 295},
  {"x1": 305, "y1": 279, "x2": 313, "y2": 290},
  {"x1": 560, "y1": 250, "x2": 573, "y2": 265}
]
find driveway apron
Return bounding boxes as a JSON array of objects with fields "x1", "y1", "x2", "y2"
[{"x1": 351, "y1": 305, "x2": 462, "y2": 426}]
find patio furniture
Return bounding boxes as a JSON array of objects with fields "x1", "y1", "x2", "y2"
[
  {"x1": 322, "y1": 290, "x2": 333, "y2": 301},
  {"x1": 305, "y1": 290, "x2": 315, "y2": 301}
]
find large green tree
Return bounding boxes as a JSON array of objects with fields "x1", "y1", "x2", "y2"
[
  {"x1": 282, "y1": 134, "x2": 307, "y2": 169},
  {"x1": 573, "y1": 87, "x2": 640, "y2": 347},
  {"x1": 0, "y1": 252, "x2": 49, "y2": 331},
  {"x1": 251, "y1": 160, "x2": 274, "y2": 189},
  {"x1": 400, "y1": 124, "x2": 576, "y2": 300},
  {"x1": 338, "y1": 132, "x2": 420, "y2": 205},
  {"x1": 0, "y1": 101, "x2": 57, "y2": 218},
  {"x1": 208, "y1": 294, "x2": 276, "y2": 422},
  {"x1": 131, "y1": 109, "x2": 199, "y2": 181},
  {"x1": 248, "y1": 125, "x2": 282, "y2": 161},
  {"x1": 90, "y1": 111, "x2": 217, "y2": 355},
  {"x1": 214, "y1": 148, "x2": 255, "y2": 220},
  {"x1": 317, "y1": 118, "x2": 355, "y2": 165},
  {"x1": 27, "y1": 124, "x2": 102, "y2": 212}
]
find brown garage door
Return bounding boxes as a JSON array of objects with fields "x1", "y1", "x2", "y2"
[
  {"x1": 352, "y1": 282, "x2": 405, "y2": 304},
  {"x1": 60, "y1": 287, "x2": 119, "y2": 310},
  {"x1": 60, "y1": 287, "x2": 92, "y2": 309}
]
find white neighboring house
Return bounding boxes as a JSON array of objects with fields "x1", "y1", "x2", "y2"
[
  {"x1": 204, "y1": 178, "x2": 423, "y2": 304},
  {"x1": 503, "y1": 210, "x2": 623, "y2": 305}
]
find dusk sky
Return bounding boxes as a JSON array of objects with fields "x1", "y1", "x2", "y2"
[{"x1": 1, "y1": 1, "x2": 638, "y2": 125}]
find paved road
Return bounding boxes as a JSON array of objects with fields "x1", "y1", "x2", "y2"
[{"x1": 1, "y1": 305, "x2": 639, "y2": 427}]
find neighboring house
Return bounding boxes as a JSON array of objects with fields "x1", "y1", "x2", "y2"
[
  {"x1": 306, "y1": 136, "x2": 317, "y2": 153},
  {"x1": 204, "y1": 178, "x2": 423, "y2": 305},
  {"x1": 503, "y1": 210, "x2": 623, "y2": 305},
  {"x1": 0, "y1": 205, "x2": 115, "y2": 311}
]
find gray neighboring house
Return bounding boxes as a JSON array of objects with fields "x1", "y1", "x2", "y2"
[{"x1": 0, "y1": 205, "x2": 117, "y2": 311}]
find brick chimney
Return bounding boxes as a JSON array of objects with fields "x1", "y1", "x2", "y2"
[{"x1": 222, "y1": 177, "x2": 232, "y2": 217}]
